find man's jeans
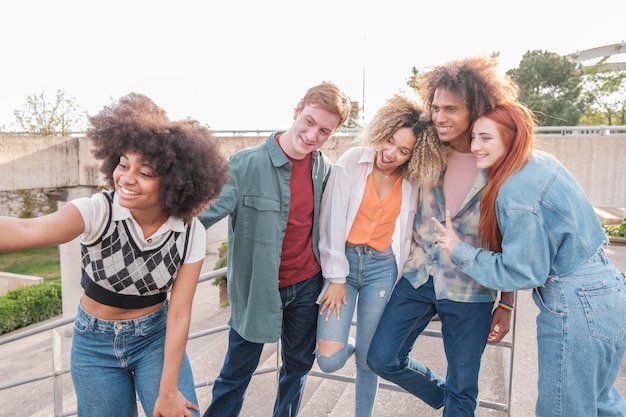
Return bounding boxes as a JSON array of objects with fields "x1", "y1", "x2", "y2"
[
  {"x1": 204, "y1": 272, "x2": 322, "y2": 417},
  {"x1": 368, "y1": 276, "x2": 493, "y2": 417}
]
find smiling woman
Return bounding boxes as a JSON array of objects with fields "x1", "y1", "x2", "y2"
[
  {"x1": 433, "y1": 101, "x2": 626, "y2": 416},
  {"x1": 0, "y1": 92, "x2": 230, "y2": 417}
]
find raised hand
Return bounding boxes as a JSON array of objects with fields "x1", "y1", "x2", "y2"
[{"x1": 431, "y1": 209, "x2": 460, "y2": 255}]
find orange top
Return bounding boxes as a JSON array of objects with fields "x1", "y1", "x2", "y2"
[{"x1": 346, "y1": 173, "x2": 402, "y2": 251}]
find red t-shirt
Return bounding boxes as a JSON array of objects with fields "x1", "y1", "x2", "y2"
[{"x1": 276, "y1": 138, "x2": 321, "y2": 288}]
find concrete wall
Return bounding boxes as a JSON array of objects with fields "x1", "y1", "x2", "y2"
[
  {"x1": 534, "y1": 135, "x2": 626, "y2": 208},
  {"x1": 1, "y1": 133, "x2": 624, "y2": 208},
  {"x1": 0, "y1": 271, "x2": 43, "y2": 296},
  {"x1": 0, "y1": 135, "x2": 104, "y2": 190}
]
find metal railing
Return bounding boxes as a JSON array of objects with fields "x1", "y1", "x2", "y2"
[
  {"x1": 2, "y1": 125, "x2": 625, "y2": 139},
  {"x1": 533, "y1": 125, "x2": 626, "y2": 135},
  {"x1": 0, "y1": 267, "x2": 517, "y2": 417},
  {"x1": 209, "y1": 125, "x2": 626, "y2": 137}
]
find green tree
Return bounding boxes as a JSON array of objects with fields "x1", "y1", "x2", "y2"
[
  {"x1": 13, "y1": 89, "x2": 87, "y2": 136},
  {"x1": 507, "y1": 50, "x2": 587, "y2": 126},
  {"x1": 342, "y1": 101, "x2": 361, "y2": 128},
  {"x1": 406, "y1": 66, "x2": 420, "y2": 90},
  {"x1": 581, "y1": 69, "x2": 626, "y2": 125}
]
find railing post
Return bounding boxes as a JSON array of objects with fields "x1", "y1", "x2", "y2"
[{"x1": 52, "y1": 327, "x2": 64, "y2": 417}]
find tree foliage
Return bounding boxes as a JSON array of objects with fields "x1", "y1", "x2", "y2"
[
  {"x1": 342, "y1": 100, "x2": 361, "y2": 128},
  {"x1": 507, "y1": 50, "x2": 587, "y2": 126},
  {"x1": 406, "y1": 66, "x2": 419, "y2": 90},
  {"x1": 581, "y1": 69, "x2": 626, "y2": 126},
  {"x1": 13, "y1": 89, "x2": 87, "y2": 136}
]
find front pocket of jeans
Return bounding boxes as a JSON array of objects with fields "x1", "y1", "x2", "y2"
[
  {"x1": 369, "y1": 249, "x2": 394, "y2": 261},
  {"x1": 579, "y1": 282, "x2": 626, "y2": 344},
  {"x1": 136, "y1": 316, "x2": 166, "y2": 337},
  {"x1": 73, "y1": 317, "x2": 92, "y2": 334},
  {"x1": 533, "y1": 287, "x2": 565, "y2": 318}
]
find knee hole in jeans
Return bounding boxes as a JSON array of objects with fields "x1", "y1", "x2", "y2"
[{"x1": 317, "y1": 340, "x2": 343, "y2": 356}]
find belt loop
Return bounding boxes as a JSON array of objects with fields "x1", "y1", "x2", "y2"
[
  {"x1": 133, "y1": 318, "x2": 141, "y2": 335},
  {"x1": 598, "y1": 247, "x2": 609, "y2": 265}
]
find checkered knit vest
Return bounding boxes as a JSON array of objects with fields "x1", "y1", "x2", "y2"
[{"x1": 80, "y1": 192, "x2": 191, "y2": 309}]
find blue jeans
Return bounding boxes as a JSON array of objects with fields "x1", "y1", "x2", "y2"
[
  {"x1": 204, "y1": 272, "x2": 322, "y2": 417},
  {"x1": 315, "y1": 244, "x2": 396, "y2": 417},
  {"x1": 367, "y1": 276, "x2": 494, "y2": 417},
  {"x1": 533, "y1": 249, "x2": 626, "y2": 417},
  {"x1": 71, "y1": 300, "x2": 199, "y2": 417}
]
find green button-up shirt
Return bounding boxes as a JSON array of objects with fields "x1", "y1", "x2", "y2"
[{"x1": 200, "y1": 133, "x2": 331, "y2": 343}]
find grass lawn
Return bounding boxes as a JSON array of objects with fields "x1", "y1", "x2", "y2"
[{"x1": 0, "y1": 246, "x2": 61, "y2": 283}]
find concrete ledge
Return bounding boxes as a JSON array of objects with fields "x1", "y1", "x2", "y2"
[
  {"x1": 610, "y1": 236, "x2": 626, "y2": 245},
  {"x1": 595, "y1": 207, "x2": 626, "y2": 225},
  {"x1": 0, "y1": 272, "x2": 43, "y2": 296}
]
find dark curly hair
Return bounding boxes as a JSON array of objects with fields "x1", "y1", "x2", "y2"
[
  {"x1": 416, "y1": 55, "x2": 519, "y2": 123},
  {"x1": 87, "y1": 93, "x2": 230, "y2": 223}
]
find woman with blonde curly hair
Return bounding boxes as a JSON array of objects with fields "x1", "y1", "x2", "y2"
[
  {"x1": 315, "y1": 92, "x2": 446, "y2": 417},
  {"x1": 0, "y1": 93, "x2": 229, "y2": 417}
]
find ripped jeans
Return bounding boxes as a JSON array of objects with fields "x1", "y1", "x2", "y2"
[{"x1": 315, "y1": 244, "x2": 396, "y2": 417}]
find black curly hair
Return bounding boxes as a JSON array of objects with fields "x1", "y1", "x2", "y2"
[
  {"x1": 87, "y1": 93, "x2": 230, "y2": 223},
  {"x1": 416, "y1": 55, "x2": 519, "y2": 123}
]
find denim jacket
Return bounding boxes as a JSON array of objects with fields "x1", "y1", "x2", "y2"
[
  {"x1": 403, "y1": 168, "x2": 498, "y2": 302},
  {"x1": 200, "y1": 133, "x2": 331, "y2": 343},
  {"x1": 451, "y1": 152, "x2": 608, "y2": 291}
]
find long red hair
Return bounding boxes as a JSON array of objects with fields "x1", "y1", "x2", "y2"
[{"x1": 477, "y1": 102, "x2": 535, "y2": 251}]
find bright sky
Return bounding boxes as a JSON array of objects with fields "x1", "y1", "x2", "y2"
[{"x1": 1, "y1": 0, "x2": 624, "y2": 131}]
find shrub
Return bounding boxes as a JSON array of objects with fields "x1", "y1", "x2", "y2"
[
  {"x1": 212, "y1": 240, "x2": 228, "y2": 286},
  {"x1": 0, "y1": 281, "x2": 62, "y2": 334},
  {"x1": 604, "y1": 219, "x2": 626, "y2": 238},
  {"x1": 212, "y1": 240, "x2": 229, "y2": 308}
]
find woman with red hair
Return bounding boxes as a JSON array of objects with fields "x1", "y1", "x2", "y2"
[{"x1": 434, "y1": 101, "x2": 626, "y2": 417}]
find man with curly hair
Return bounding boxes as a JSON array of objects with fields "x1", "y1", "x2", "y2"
[
  {"x1": 200, "y1": 82, "x2": 352, "y2": 417},
  {"x1": 367, "y1": 56, "x2": 519, "y2": 416},
  {"x1": 0, "y1": 92, "x2": 230, "y2": 417}
]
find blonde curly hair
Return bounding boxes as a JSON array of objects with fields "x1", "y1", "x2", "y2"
[
  {"x1": 405, "y1": 119, "x2": 448, "y2": 188},
  {"x1": 359, "y1": 93, "x2": 447, "y2": 188}
]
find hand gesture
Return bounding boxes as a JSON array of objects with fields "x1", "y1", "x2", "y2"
[{"x1": 431, "y1": 209, "x2": 460, "y2": 255}]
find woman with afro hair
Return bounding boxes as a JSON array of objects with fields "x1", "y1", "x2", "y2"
[{"x1": 0, "y1": 92, "x2": 229, "y2": 417}]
